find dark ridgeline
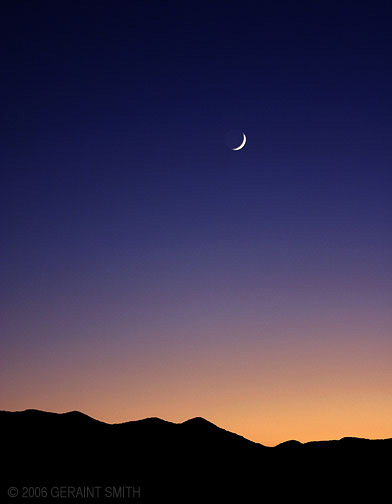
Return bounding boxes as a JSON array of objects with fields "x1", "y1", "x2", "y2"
[{"x1": 1, "y1": 410, "x2": 390, "y2": 502}]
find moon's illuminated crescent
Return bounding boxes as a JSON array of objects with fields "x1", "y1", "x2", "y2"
[{"x1": 232, "y1": 132, "x2": 246, "y2": 151}]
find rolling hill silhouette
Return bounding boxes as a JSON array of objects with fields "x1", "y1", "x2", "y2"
[{"x1": 2, "y1": 409, "x2": 390, "y2": 502}]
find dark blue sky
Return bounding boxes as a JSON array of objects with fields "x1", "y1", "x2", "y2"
[{"x1": 1, "y1": 1, "x2": 391, "y2": 442}]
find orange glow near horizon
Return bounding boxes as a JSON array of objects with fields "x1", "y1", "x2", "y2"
[{"x1": 2, "y1": 319, "x2": 391, "y2": 447}]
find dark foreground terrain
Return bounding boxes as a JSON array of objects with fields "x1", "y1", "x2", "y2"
[{"x1": 1, "y1": 409, "x2": 390, "y2": 502}]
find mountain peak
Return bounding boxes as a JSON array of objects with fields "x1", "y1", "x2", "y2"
[
  {"x1": 181, "y1": 417, "x2": 216, "y2": 427},
  {"x1": 276, "y1": 439, "x2": 303, "y2": 448},
  {"x1": 63, "y1": 410, "x2": 90, "y2": 418}
]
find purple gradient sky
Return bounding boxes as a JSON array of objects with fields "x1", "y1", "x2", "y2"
[{"x1": 1, "y1": 1, "x2": 391, "y2": 445}]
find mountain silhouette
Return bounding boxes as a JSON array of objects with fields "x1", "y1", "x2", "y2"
[{"x1": 2, "y1": 409, "x2": 390, "y2": 502}]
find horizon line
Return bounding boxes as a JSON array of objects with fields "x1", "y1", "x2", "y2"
[{"x1": 2, "y1": 407, "x2": 391, "y2": 448}]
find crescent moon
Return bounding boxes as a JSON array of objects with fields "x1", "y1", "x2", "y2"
[{"x1": 232, "y1": 132, "x2": 246, "y2": 151}]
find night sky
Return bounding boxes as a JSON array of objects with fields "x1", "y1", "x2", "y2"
[{"x1": 1, "y1": 1, "x2": 391, "y2": 446}]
